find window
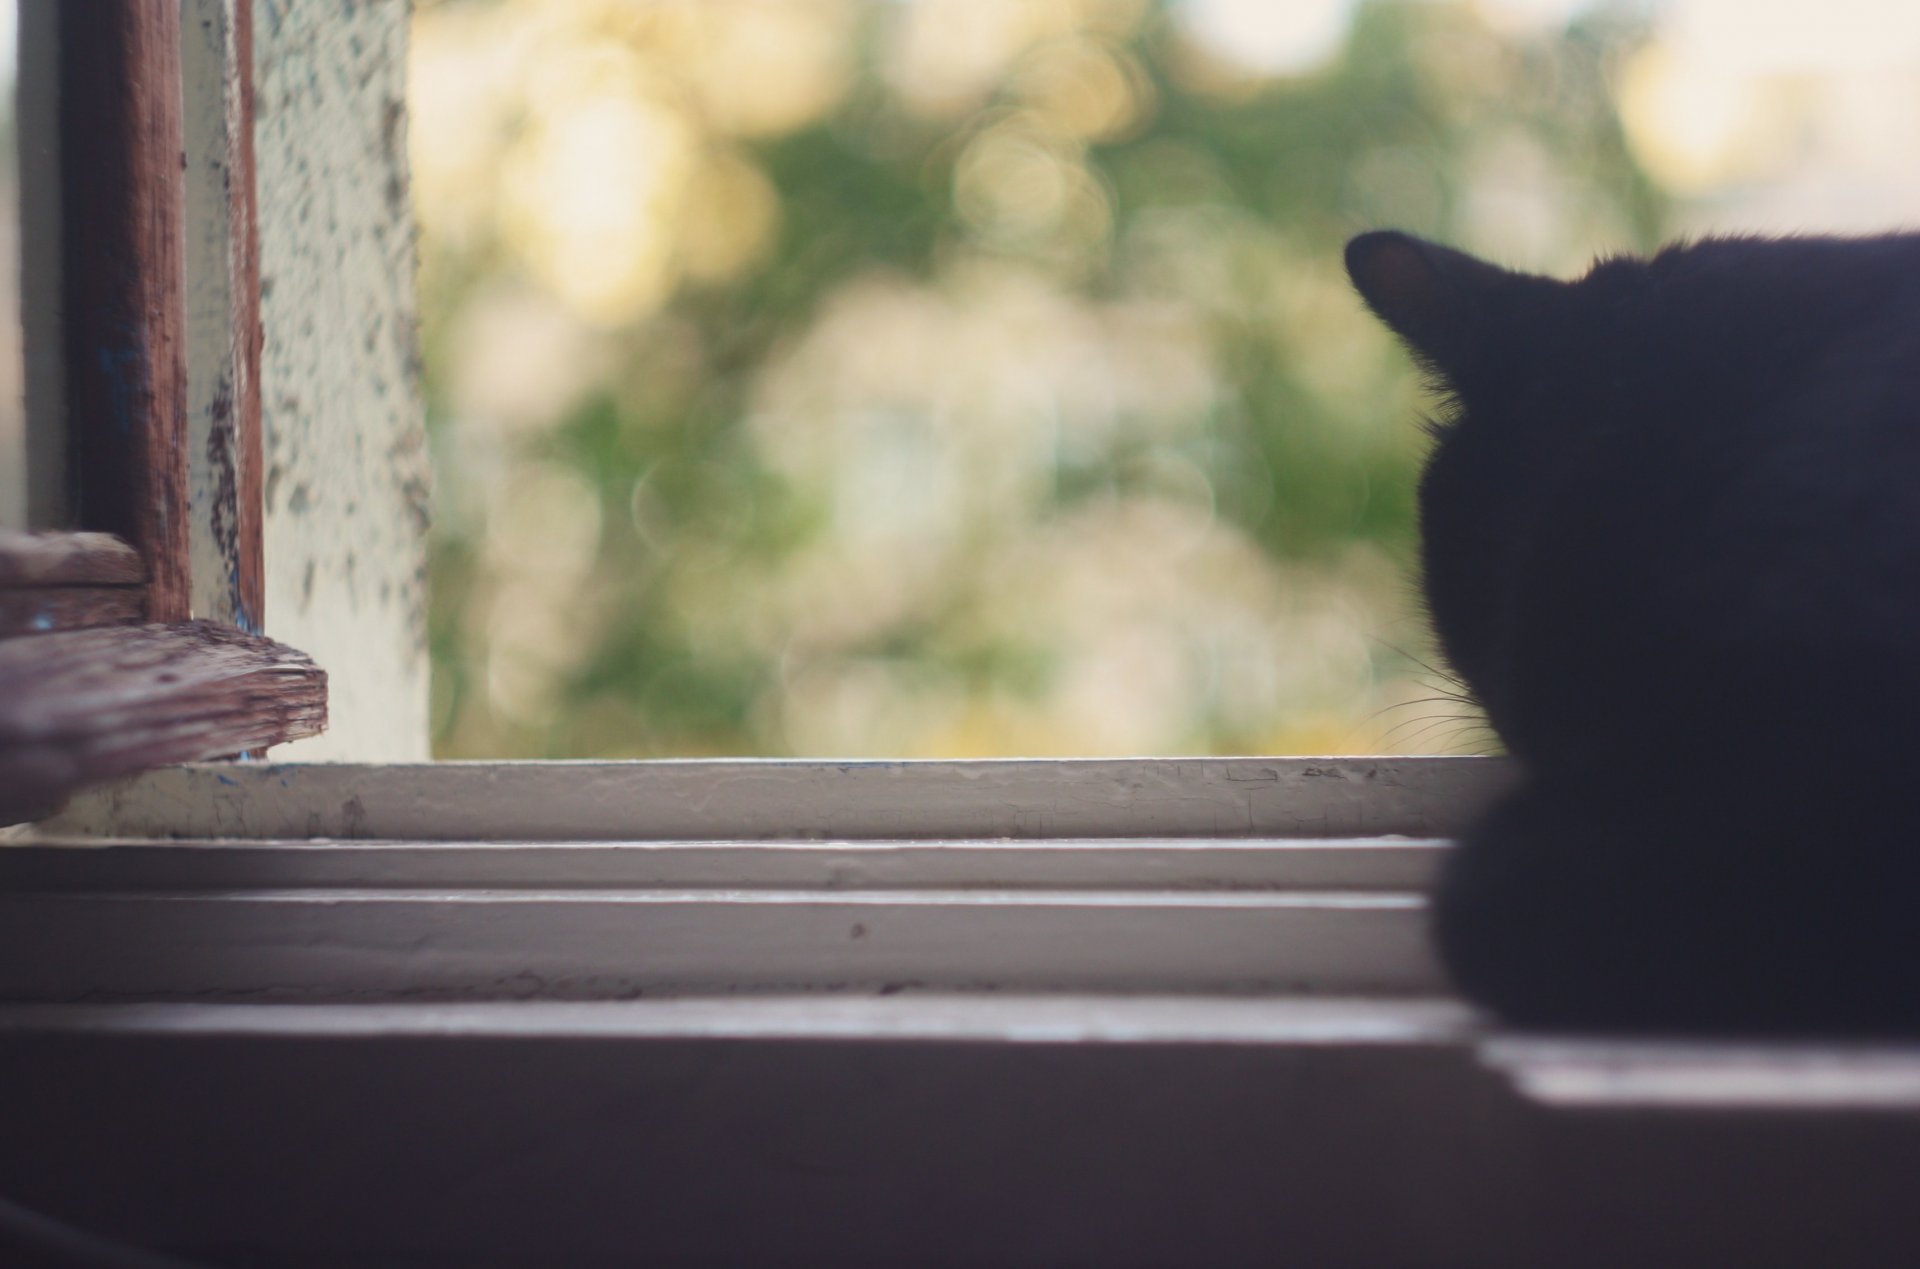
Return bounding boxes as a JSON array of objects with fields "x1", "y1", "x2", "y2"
[
  {"x1": 8, "y1": 4, "x2": 1920, "y2": 1266},
  {"x1": 3, "y1": 0, "x2": 1513, "y2": 1036}
]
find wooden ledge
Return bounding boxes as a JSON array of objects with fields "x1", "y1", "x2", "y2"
[{"x1": 0, "y1": 620, "x2": 326, "y2": 823}]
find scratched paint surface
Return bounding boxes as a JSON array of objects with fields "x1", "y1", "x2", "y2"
[
  {"x1": 184, "y1": 0, "x2": 253, "y2": 630},
  {"x1": 254, "y1": 0, "x2": 429, "y2": 759}
]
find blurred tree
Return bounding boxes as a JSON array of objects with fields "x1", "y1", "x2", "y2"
[{"x1": 413, "y1": 0, "x2": 1665, "y2": 758}]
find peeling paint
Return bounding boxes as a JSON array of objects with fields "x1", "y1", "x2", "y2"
[
  {"x1": 253, "y1": 0, "x2": 427, "y2": 759},
  {"x1": 40, "y1": 757, "x2": 1517, "y2": 843}
]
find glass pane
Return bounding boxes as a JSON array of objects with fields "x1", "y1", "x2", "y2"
[
  {"x1": 410, "y1": 0, "x2": 1907, "y2": 760},
  {"x1": 409, "y1": 0, "x2": 1647, "y2": 759}
]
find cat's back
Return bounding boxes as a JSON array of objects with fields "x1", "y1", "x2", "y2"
[
  {"x1": 1622, "y1": 234, "x2": 1920, "y2": 621},
  {"x1": 1457, "y1": 233, "x2": 1920, "y2": 772},
  {"x1": 1603, "y1": 233, "x2": 1920, "y2": 458}
]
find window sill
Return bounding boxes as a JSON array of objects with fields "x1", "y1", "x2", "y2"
[
  {"x1": 4, "y1": 994, "x2": 1920, "y2": 1267},
  {"x1": 9, "y1": 757, "x2": 1502, "y2": 1003},
  {"x1": 10, "y1": 756, "x2": 1920, "y2": 1266}
]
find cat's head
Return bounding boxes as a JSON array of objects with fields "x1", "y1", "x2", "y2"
[
  {"x1": 1344, "y1": 231, "x2": 1603, "y2": 750},
  {"x1": 1344, "y1": 229, "x2": 1916, "y2": 763}
]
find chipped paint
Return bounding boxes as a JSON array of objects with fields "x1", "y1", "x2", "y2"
[
  {"x1": 40, "y1": 756, "x2": 1517, "y2": 843},
  {"x1": 252, "y1": 0, "x2": 427, "y2": 759},
  {"x1": 184, "y1": 0, "x2": 264, "y2": 635}
]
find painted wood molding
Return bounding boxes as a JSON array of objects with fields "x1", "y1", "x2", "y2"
[
  {"x1": 0, "y1": 620, "x2": 326, "y2": 823},
  {"x1": 4, "y1": 758, "x2": 1505, "y2": 1004},
  {"x1": 0, "y1": 818, "x2": 1446, "y2": 1000},
  {"x1": 0, "y1": 886, "x2": 1438, "y2": 1002},
  {"x1": 182, "y1": 0, "x2": 265, "y2": 633},
  {"x1": 0, "y1": 835, "x2": 1446, "y2": 892},
  {"x1": 40, "y1": 755, "x2": 1517, "y2": 842}
]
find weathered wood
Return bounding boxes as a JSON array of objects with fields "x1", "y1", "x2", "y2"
[
  {"x1": 183, "y1": 0, "x2": 264, "y2": 632},
  {"x1": 58, "y1": 5, "x2": 191, "y2": 621},
  {"x1": 0, "y1": 532, "x2": 147, "y2": 634},
  {"x1": 0, "y1": 588, "x2": 144, "y2": 637},
  {"x1": 0, "y1": 621, "x2": 326, "y2": 824},
  {"x1": 0, "y1": 530, "x2": 144, "y2": 586}
]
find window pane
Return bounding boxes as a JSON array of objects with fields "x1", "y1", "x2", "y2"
[
  {"x1": 411, "y1": 0, "x2": 1650, "y2": 759},
  {"x1": 414, "y1": 0, "x2": 1894, "y2": 760}
]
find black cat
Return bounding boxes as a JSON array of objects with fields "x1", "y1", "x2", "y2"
[{"x1": 1346, "y1": 230, "x2": 1920, "y2": 1033}]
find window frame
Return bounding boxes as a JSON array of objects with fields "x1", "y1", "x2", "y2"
[{"x1": 0, "y1": 1, "x2": 321, "y2": 820}]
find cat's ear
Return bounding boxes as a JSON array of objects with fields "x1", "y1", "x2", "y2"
[{"x1": 1345, "y1": 231, "x2": 1517, "y2": 381}]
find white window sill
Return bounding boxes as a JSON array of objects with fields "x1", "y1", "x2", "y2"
[
  {"x1": 7, "y1": 757, "x2": 1506, "y2": 1003},
  {"x1": 9, "y1": 756, "x2": 1920, "y2": 1264}
]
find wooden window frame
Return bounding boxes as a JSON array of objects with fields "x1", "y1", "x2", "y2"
[{"x1": 0, "y1": 1, "x2": 323, "y2": 823}]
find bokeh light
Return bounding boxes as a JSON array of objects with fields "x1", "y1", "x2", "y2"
[{"x1": 412, "y1": 0, "x2": 1909, "y2": 760}]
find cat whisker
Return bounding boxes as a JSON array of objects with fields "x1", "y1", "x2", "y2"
[
  {"x1": 1370, "y1": 638, "x2": 1471, "y2": 694},
  {"x1": 1357, "y1": 695, "x2": 1479, "y2": 726},
  {"x1": 1393, "y1": 717, "x2": 1483, "y2": 751},
  {"x1": 1436, "y1": 722, "x2": 1499, "y2": 756},
  {"x1": 1374, "y1": 711, "x2": 1480, "y2": 748}
]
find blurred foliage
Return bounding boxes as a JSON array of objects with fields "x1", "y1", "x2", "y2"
[{"x1": 413, "y1": 0, "x2": 1666, "y2": 758}]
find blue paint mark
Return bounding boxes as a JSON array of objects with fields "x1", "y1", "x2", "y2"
[
  {"x1": 230, "y1": 566, "x2": 261, "y2": 634},
  {"x1": 215, "y1": 773, "x2": 239, "y2": 786},
  {"x1": 31, "y1": 613, "x2": 52, "y2": 631},
  {"x1": 97, "y1": 344, "x2": 145, "y2": 437}
]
